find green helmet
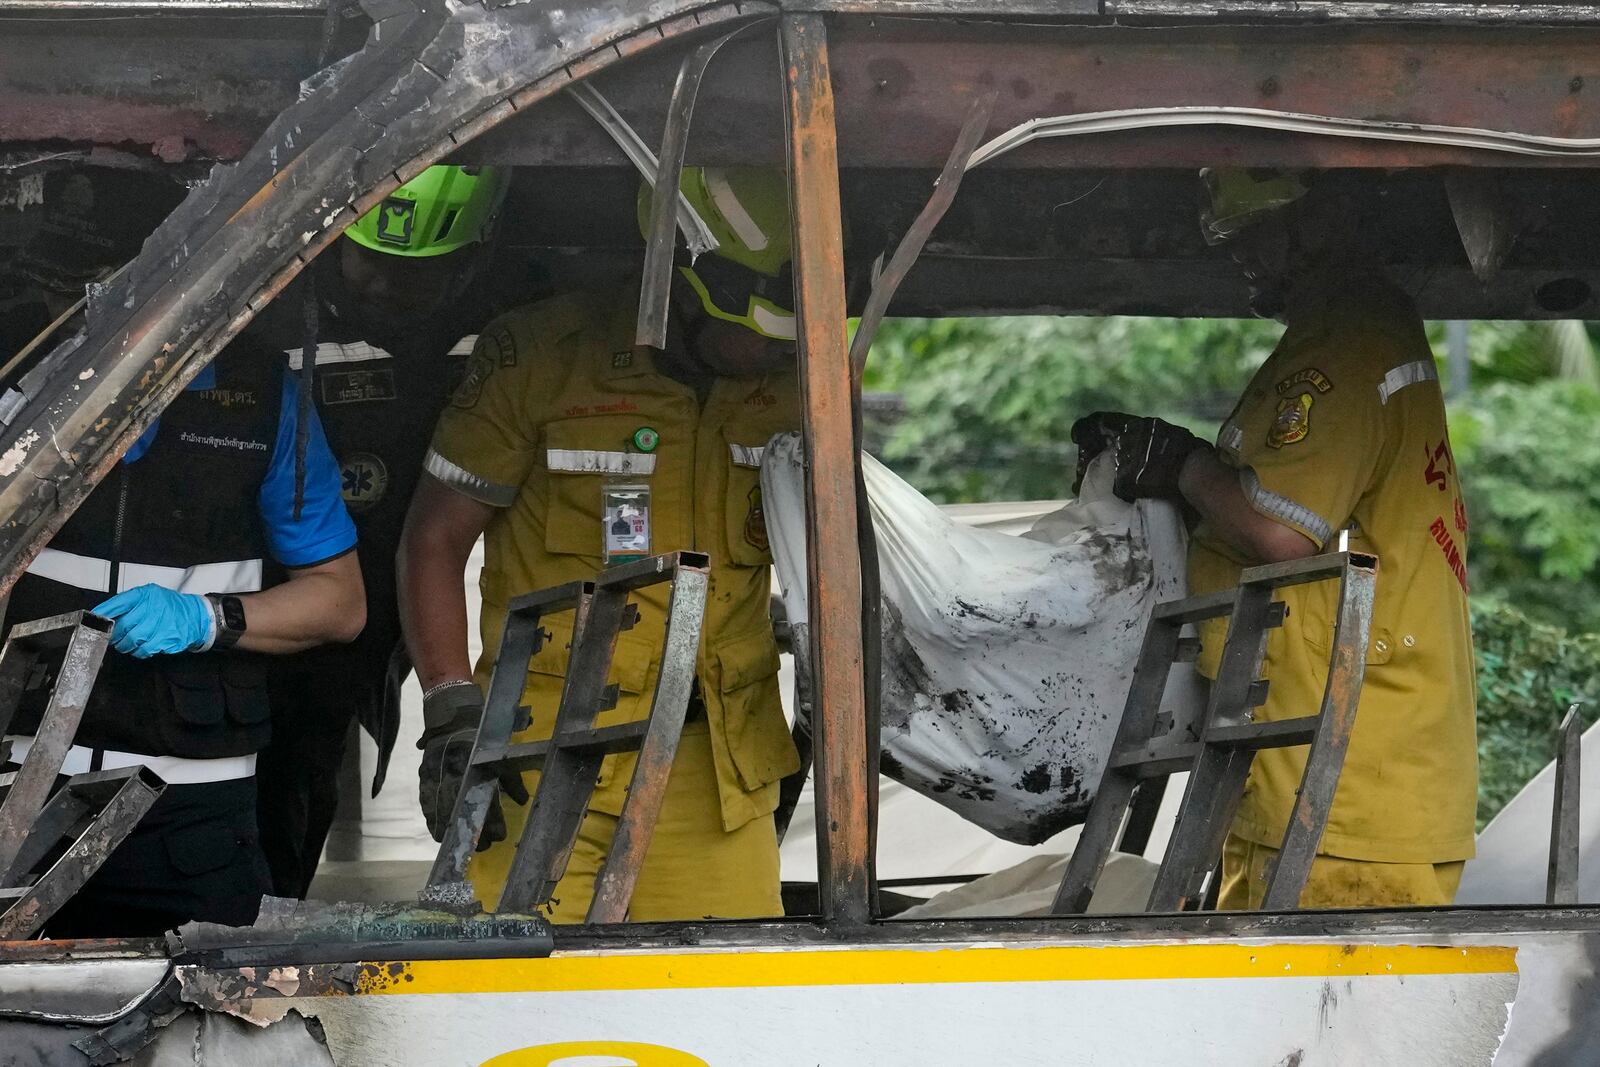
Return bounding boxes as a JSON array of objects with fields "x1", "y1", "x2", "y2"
[
  {"x1": 347, "y1": 165, "x2": 511, "y2": 258},
  {"x1": 638, "y1": 166, "x2": 796, "y2": 340},
  {"x1": 1199, "y1": 167, "x2": 1310, "y2": 245}
]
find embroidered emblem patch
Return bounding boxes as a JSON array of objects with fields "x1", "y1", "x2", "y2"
[
  {"x1": 1275, "y1": 367, "x2": 1333, "y2": 395},
  {"x1": 340, "y1": 451, "x2": 389, "y2": 513},
  {"x1": 320, "y1": 367, "x2": 397, "y2": 406},
  {"x1": 1267, "y1": 393, "x2": 1313, "y2": 449},
  {"x1": 744, "y1": 485, "x2": 769, "y2": 553},
  {"x1": 611, "y1": 349, "x2": 634, "y2": 369},
  {"x1": 450, "y1": 352, "x2": 494, "y2": 409}
]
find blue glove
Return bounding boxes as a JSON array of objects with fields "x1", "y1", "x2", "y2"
[{"x1": 92, "y1": 584, "x2": 216, "y2": 659}]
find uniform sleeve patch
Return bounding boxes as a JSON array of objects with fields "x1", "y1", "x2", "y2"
[
  {"x1": 487, "y1": 324, "x2": 518, "y2": 367},
  {"x1": 1275, "y1": 367, "x2": 1333, "y2": 395},
  {"x1": 1267, "y1": 393, "x2": 1314, "y2": 449},
  {"x1": 450, "y1": 351, "x2": 494, "y2": 409}
]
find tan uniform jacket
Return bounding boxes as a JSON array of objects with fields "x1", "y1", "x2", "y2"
[
  {"x1": 426, "y1": 290, "x2": 802, "y2": 832},
  {"x1": 1189, "y1": 271, "x2": 1478, "y2": 863}
]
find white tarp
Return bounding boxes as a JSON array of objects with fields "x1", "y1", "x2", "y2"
[{"x1": 762, "y1": 432, "x2": 1194, "y2": 845}]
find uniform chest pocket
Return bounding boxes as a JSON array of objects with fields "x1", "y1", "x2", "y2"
[
  {"x1": 724, "y1": 435, "x2": 773, "y2": 568},
  {"x1": 543, "y1": 418, "x2": 660, "y2": 561}
]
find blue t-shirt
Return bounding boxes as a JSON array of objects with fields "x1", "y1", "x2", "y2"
[{"x1": 124, "y1": 364, "x2": 357, "y2": 568}]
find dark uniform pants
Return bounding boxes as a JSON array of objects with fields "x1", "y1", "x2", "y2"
[
  {"x1": 46, "y1": 776, "x2": 271, "y2": 939},
  {"x1": 255, "y1": 675, "x2": 363, "y2": 898}
]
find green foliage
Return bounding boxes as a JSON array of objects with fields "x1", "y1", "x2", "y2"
[
  {"x1": 867, "y1": 316, "x2": 1279, "y2": 502},
  {"x1": 1471, "y1": 599, "x2": 1600, "y2": 827},
  {"x1": 1430, "y1": 319, "x2": 1600, "y2": 389},
  {"x1": 1450, "y1": 380, "x2": 1600, "y2": 632}
]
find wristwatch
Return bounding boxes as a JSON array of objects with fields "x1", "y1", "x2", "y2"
[{"x1": 206, "y1": 593, "x2": 247, "y2": 650}]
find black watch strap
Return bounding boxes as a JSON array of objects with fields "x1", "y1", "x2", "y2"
[{"x1": 207, "y1": 593, "x2": 247, "y2": 650}]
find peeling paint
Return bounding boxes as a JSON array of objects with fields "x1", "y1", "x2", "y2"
[{"x1": 0, "y1": 430, "x2": 41, "y2": 477}]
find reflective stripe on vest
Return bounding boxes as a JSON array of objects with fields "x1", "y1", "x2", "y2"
[
  {"x1": 120, "y1": 559, "x2": 263, "y2": 595},
  {"x1": 26, "y1": 548, "x2": 112, "y2": 593},
  {"x1": 545, "y1": 449, "x2": 657, "y2": 476},
  {"x1": 25, "y1": 549, "x2": 262, "y2": 595}
]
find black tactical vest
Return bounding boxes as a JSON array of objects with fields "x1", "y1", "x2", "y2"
[{"x1": 7, "y1": 345, "x2": 285, "y2": 758}]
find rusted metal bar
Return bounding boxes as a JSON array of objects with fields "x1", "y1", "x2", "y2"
[
  {"x1": 450, "y1": 553, "x2": 706, "y2": 917},
  {"x1": 1259, "y1": 557, "x2": 1377, "y2": 910},
  {"x1": 1053, "y1": 605, "x2": 1190, "y2": 914},
  {"x1": 1548, "y1": 703, "x2": 1582, "y2": 906},
  {"x1": 426, "y1": 583, "x2": 580, "y2": 887},
  {"x1": 636, "y1": 24, "x2": 749, "y2": 348},
  {"x1": 0, "y1": 612, "x2": 113, "y2": 881},
  {"x1": 780, "y1": 11, "x2": 871, "y2": 928},
  {"x1": 1145, "y1": 587, "x2": 1275, "y2": 911},
  {"x1": 1056, "y1": 552, "x2": 1372, "y2": 915},
  {"x1": 494, "y1": 586, "x2": 633, "y2": 912},
  {"x1": 566, "y1": 82, "x2": 718, "y2": 259},
  {"x1": 0, "y1": 766, "x2": 164, "y2": 941},
  {"x1": 1116, "y1": 777, "x2": 1167, "y2": 857},
  {"x1": 846, "y1": 86, "x2": 996, "y2": 380},
  {"x1": 587, "y1": 560, "x2": 710, "y2": 923}
]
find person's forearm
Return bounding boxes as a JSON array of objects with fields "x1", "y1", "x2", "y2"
[
  {"x1": 398, "y1": 544, "x2": 473, "y2": 690},
  {"x1": 398, "y1": 479, "x2": 486, "y2": 691},
  {"x1": 1178, "y1": 449, "x2": 1318, "y2": 564},
  {"x1": 234, "y1": 550, "x2": 366, "y2": 654}
]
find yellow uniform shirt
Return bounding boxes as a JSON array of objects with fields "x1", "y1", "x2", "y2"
[
  {"x1": 1188, "y1": 272, "x2": 1477, "y2": 864},
  {"x1": 426, "y1": 290, "x2": 801, "y2": 835}
]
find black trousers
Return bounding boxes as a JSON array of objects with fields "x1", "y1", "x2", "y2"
[
  {"x1": 255, "y1": 676, "x2": 361, "y2": 899},
  {"x1": 45, "y1": 776, "x2": 271, "y2": 939}
]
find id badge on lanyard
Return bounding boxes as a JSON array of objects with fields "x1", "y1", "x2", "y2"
[{"x1": 603, "y1": 480, "x2": 651, "y2": 564}]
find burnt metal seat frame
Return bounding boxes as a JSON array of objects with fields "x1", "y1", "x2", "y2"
[
  {"x1": 1054, "y1": 551, "x2": 1378, "y2": 914},
  {"x1": 428, "y1": 552, "x2": 710, "y2": 923},
  {"x1": 0, "y1": 610, "x2": 166, "y2": 939}
]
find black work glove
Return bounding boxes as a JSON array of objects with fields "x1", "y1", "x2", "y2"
[
  {"x1": 1070, "y1": 411, "x2": 1139, "y2": 494},
  {"x1": 1071, "y1": 411, "x2": 1209, "y2": 503},
  {"x1": 417, "y1": 682, "x2": 530, "y2": 851}
]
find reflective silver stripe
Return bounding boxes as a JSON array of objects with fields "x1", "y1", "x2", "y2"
[
  {"x1": 1377, "y1": 360, "x2": 1439, "y2": 405},
  {"x1": 5, "y1": 736, "x2": 255, "y2": 784},
  {"x1": 545, "y1": 449, "x2": 657, "y2": 476},
  {"x1": 424, "y1": 449, "x2": 519, "y2": 507},
  {"x1": 1217, "y1": 423, "x2": 1245, "y2": 455},
  {"x1": 287, "y1": 337, "x2": 478, "y2": 365},
  {"x1": 705, "y1": 168, "x2": 770, "y2": 253},
  {"x1": 729, "y1": 443, "x2": 765, "y2": 469},
  {"x1": 26, "y1": 548, "x2": 112, "y2": 593},
  {"x1": 1240, "y1": 468, "x2": 1335, "y2": 545},
  {"x1": 750, "y1": 302, "x2": 797, "y2": 341},
  {"x1": 285, "y1": 341, "x2": 394, "y2": 369},
  {"x1": 120, "y1": 559, "x2": 262, "y2": 595}
]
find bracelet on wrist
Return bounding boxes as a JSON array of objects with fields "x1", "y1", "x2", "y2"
[{"x1": 423, "y1": 678, "x2": 477, "y2": 701}]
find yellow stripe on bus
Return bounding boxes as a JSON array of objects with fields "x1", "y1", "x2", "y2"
[{"x1": 350, "y1": 942, "x2": 1517, "y2": 996}]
